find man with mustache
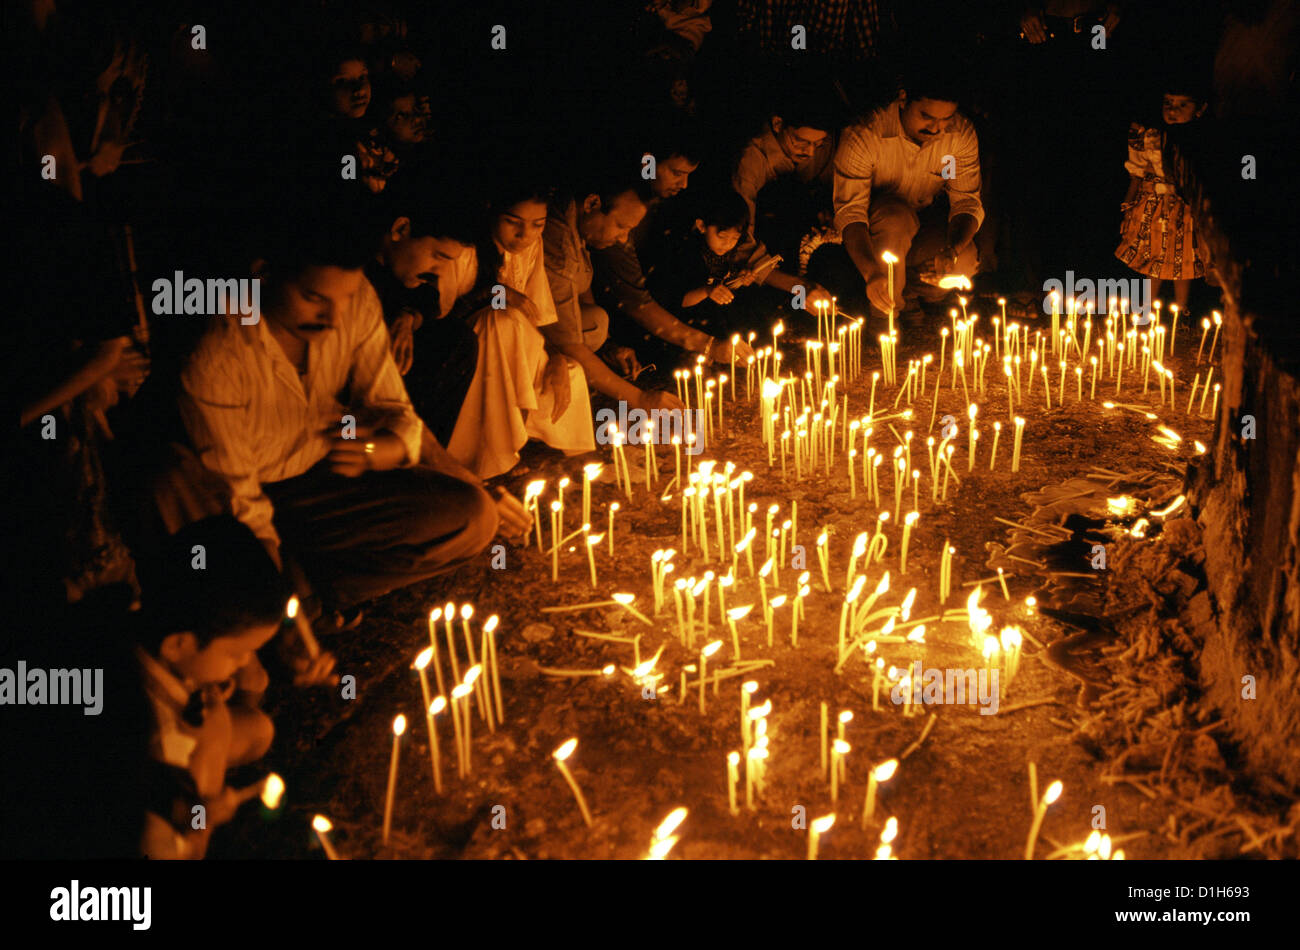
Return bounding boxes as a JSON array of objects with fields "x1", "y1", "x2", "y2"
[
  {"x1": 176, "y1": 190, "x2": 503, "y2": 638},
  {"x1": 832, "y1": 70, "x2": 984, "y2": 323}
]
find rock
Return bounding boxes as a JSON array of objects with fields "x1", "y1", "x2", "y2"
[{"x1": 521, "y1": 622, "x2": 555, "y2": 643}]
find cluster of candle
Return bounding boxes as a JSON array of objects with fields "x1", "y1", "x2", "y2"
[{"x1": 311, "y1": 267, "x2": 1227, "y2": 861}]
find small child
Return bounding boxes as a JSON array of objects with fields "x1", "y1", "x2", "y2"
[
  {"x1": 651, "y1": 190, "x2": 773, "y2": 336},
  {"x1": 1114, "y1": 82, "x2": 1212, "y2": 310},
  {"x1": 135, "y1": 515, "x2": 291, "y2": 859}
]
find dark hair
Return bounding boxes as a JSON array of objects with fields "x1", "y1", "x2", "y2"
[
  {"x1": 696, "y1": 189, "x2": 749, "y2": 233},
  {"x1": 901, "y1": 58, "x2": 965, "y2": 108},
  {"x1": 644, "y1": 115, "x2": 705, "y2": 166},
  {"x1": 568, "y1": 175, "x2": 651, "y2": 217},
  {"x1": 383, "y1": 175, "x2": 480, "y2": 246},
  {"x1": 136, "y1": 516, "x2": 291, "y2": 652},
  {"x1": 466, "y1": 175, "x2": 558, "y2": 293},
  {"x1": 772, "y1": 86, "x2": 840, "y2": 134},
  {"x1": 254, "y1": 181, "x2": 382, "y2": 278}
]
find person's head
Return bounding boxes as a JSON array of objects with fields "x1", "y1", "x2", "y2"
[
  {"x1": 488, "y1": 182, "x2": 557, "y2": 255},
  {"x1": 251, "y1": 186, "x2": 381, "y2": 338},
  {"x1": 769, "y1": 95, "x2": 837, "y2": 165},
  {"x1": 693, "y1": 190, "x2": 748, "y2": 257},
  {"x1": 327, "y1": 51, "x2": 371, "y2": 119},
  {"x1": 380, "y1": 179, "x2": 480, "y2": 314},
  {"x1": 376, "y1": 83, "x2": 431, "y2": 145},
  {"x1": 898, "y1": 66, "x2": 964, "y2": 146},
  {"x1": 643, "y1": 121, "x2": 703, "y2": 199},
  {"x1": 137, "y1": 517, "x2": 291, "y2": 688},
  {"x1": 1161, "y1": 88, "x2": 1208, "y2": 125},
  {"x1": 575, "y1": 181, "x2": 650, "y2": 250}
]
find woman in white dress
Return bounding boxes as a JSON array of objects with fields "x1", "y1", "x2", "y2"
[{"x1": 447, "y1": 185, "x2": 595, "y2": 479}]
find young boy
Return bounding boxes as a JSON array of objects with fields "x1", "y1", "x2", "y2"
[
  {"x1": 135, "y1": 515, "x2": 290, "y2": 859},
  {"x1": 650, "y1": 189, "x2": 812, "y2": 337}
]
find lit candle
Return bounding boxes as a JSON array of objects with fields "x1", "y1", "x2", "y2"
[
  {"x1": 807, "y1": 813, "x2": 835, "y2": 861},
  {"x1": 484, "y1": 614, "x2": 504, "y2": 723},
  {"x1": 1025, "y1": 779, "x2": 1063, "y2": 859},
  {"x1": 1011, "y1": 417, "x2": 1026, "y2": 473},
  {"x1": 727, "y1": 751, "x2": 740, "y2": 816},
  {"x1": 552, "y1": 738, "x2": 594, "y2": 827},
  {"x1": 608, "y1": 502, "x2": 620, "y2": 557},
  {"x1": 382, "y1": 714, "x2": 406, "y2": 845},
  {"x1": 584, "y1": 529, "x2": 602, "y2": 588},
  {"x1": 285, "y1": 595, "x2": 321, "y2": 660},
  {"x1": 312, "y1": 815, "x2": 340, "y2": 860},
  {"x1": 698, "y1": 640, "x2": 722, "y2": 714},
  {"x1": 830, "y1": 739, "x2": 850, "y2": 803},
  {"x1": 862, "y1": 758, "x2": 898, "y2": 826}
]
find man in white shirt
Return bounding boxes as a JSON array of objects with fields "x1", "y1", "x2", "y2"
[
  {"x1": 178, "y1": 206, "x2": 513, "y2": 627},
  {"x1": 831, "y1": 76, "x2": 984, "y2": 319}
]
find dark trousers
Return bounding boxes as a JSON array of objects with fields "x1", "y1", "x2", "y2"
[
  {"x1": 404, "y1": 315, "x2": 479, "y2": 445},
  {"x1": 263, "y1": 463, "x2": 497, "y2": 609}
]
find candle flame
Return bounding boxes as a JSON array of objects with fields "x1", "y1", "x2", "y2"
[
  {"x1": 702, "y1": 640, "x2": 723, "y2": 658},
  {"x1": 554, "y1": 738, "x2": 578, "y2": 761},
  {"x1": 261, "y1": 773, "x2": 285, "y2": 809},
  {"x1": 838, "y1": 710, "x2": 854, "y2": 724},
  {"x1": 881, "y1": 251, "x2": 899, "y2": 264},
  {"x1": 484, "y1": 615, "x2": 499, "y2": 634},
  {"x1": 611, "y1": 592, "x2": 636, "y2": 605},
  {"x1": 464, "y1": 665, "x2": 482, "y2": 686},
  {"x1": 728, "y1": 751, "x2": 740, "y2": 766},
  {"x1": 873, "y1": 759, "x2": 899, "y2": 782},
  {"x1": 833, "y1": 739, "x2": 850, "y2": 755},
  {"x1": 451, "y1": 683, "x2": 472, "y2": 700},
  {"x1": 881, "y1": 816, "x2": 899, "y2": 843},
  {"x1": 1044, "y1": 780, "x2": 1063, "y2": 805},
  {"x1": 430, "y1": 696, "x2": 446, "y2": 715},
  {"x1": 647, "y1": 835, "x2": 679, "y2": 860},
  {"x1": 429, "y1": 607, "x2": 442, "y2": 624},
  {"x1": 748, "y1": 700, "x2": 772, "y2": 719},
  {"x1": 392, "y1": 714, "x2": 407, "y2": 736},
  {"x1": 414, "y1": 647, "x2": 433, "y2": 670},
  {"x1": 286, "y1": 595, "x2": 300, "y2": 619},
  {"x1": 312, "y1": 815, "x2": 333, "y2": 833},
  {"x1": 811, "y1": 814, "x2": 836, "y2": 833},
  {"x1": 770, "y1": 595, "x2": 788, "y2": 608}
]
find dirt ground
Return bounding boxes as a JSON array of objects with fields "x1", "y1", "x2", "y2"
[{"x1": 220, "y1": 297, "x2": 1222, "y2": 860}]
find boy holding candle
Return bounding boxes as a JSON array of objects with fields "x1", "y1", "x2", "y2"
[
  {"x1": 134, "y1": 516, "x2": 291, "y2": 859},
  {"x1": 650, "y1": 189, "x2": 820, "y2": 337}
]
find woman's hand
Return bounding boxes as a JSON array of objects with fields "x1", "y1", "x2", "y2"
[
  {"x1": 708, "y1": 284, "x2": 735, "y2": 305},
  {"x1": 541, "y1": 353, "x2": 572, "y2": 422}
]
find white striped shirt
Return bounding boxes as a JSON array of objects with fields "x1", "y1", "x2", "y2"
[
  {"x1": 178, "y1": 278, "x2": 423, "y2": 546},
  {"x1": 833, "y1": 101, "x2": 984, "y2": 233}
]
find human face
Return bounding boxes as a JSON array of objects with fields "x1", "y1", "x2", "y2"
[
  {"x1": 331, "y1": 59, "x2": 371, "y2": 118},
  {"x1": 163, "y1": 622, "x2": 279, "y2": 687},
  {"x1": 1162, "y1": 94, "x2": 1204, "y2": 126},
  {"x1": 651, "y1": 155, "x2": 699, "y2": 199},
  {"x1": 899, "y1": 96, "x2": 959, "y2": 146},
  {"x1": 263, "y1": 265, "x2": 367, "y2": 338},
  {"x1": 390, "y1": 228, "x2": 470, "y2": 291},
  {"x1": 775, "y1": 121, "x2": 828, "y2": 164},
  {"x1": 493, "y1": 199, "x2": 548, "y2": 254},
  {"x1": 385, "y1": 93, "x2": 429, "y2": 144},
  {"x1": 702, "y1": 224, "x2": 741, "y2": 257},
  {"x1": 579, "y1": 190, "x2": 648, "y2": 249}
]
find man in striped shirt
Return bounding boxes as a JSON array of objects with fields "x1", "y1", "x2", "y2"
[
  {"x1": 831, "y1": 75, "x2": 983, "y2": 319},
  {"x1": 177, "y1": 205, "x2": 510, "y2": 632}
]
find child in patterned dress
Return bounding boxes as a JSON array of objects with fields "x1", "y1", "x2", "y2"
[{"x1": 1114, "y1": 85, "x2": 1212, "y2": 311}]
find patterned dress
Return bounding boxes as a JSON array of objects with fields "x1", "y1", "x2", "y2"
[{"x1": 1114, "y1": 122, "x2": 1209, "y2": 280}]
